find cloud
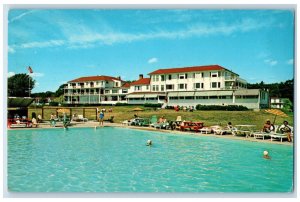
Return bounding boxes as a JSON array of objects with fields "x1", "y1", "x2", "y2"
[
  {"x1": 264, "y1": 59, "x2": 278, "y2": 66},
  {"x1": 8, "y1": 17, "x2": 276, "y2": 52},
  {"x1": 9, "y1": 10, "x2": 35, "y2": 23},
  {"x1": 148, "y1": 57, "x2": 158, "y2": 64},
  {"x1": 28, "y1": 72, "x2": 45, "y2": 77},
  {"x1": 8, "y1": 46, "x2": 16, "y2": 54},
  {"x1": 8, "y1": 72, "x2": 15, "y2": 77},
  {"x1": 287, "y1": 59, "x2": 294, "y2": 65}
]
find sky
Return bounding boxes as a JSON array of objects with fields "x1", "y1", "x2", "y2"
[{"x1": 7, "y1": 9, "x2": 295, "y2": 93}]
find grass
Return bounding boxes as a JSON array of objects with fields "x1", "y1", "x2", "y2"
[{"x1": 28, "y1": 105, "x2": 294, "y2": 130}]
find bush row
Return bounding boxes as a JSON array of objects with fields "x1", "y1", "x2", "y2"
[{"x1": 195, "y1": 104, "x2": 248, "y2": 111}]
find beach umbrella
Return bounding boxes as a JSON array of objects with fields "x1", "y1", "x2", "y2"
[
  {"x1": 133, "y1": 107, "x2": 144, "y2": 111},
  {"x1": 265, "y1": 109, "x2": 288, "y2": 125},
  {"x1": 57, "y1": 108, "x2": 70, "y2": 114}
]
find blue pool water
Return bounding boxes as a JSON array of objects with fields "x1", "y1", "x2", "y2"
[{"x1": 8, "y1": 127, "x2": 293, "y2": 192}]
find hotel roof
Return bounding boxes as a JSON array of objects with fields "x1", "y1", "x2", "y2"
[
  {"x1": 121, "y1": 82, "x2": 131, "y2": 88},
  {"x1": 148, "y1": 65, "x2": 238, "y2": 75},
  {"x1": 130, "y1": 78, "x2": 151, "y2": 86},
  {"x1": 68, "y1": 75, "x2": 122, "y2": 83}
]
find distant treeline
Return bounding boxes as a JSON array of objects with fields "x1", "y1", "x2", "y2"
[{"x1": 247, "y1": 79, "x2": 294, "y2": 103}]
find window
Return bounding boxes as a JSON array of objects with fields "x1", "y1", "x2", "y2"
[
  {"x1": 105, "y1": 90, "x2": 110, "y2": 94},
  {"x1": 178, "y1": 84, "x2": 187, "y2": 89},
  {"x1": 155, "y1": 85, "x2": 159, "y2": 91},
  {"x1": 244, "y1": 95, "x2": 259, "y2": 99},
  {"x1": 211, "y1": 72, "x2": 218, "y2": 77},
  {"x1": 185, "y1": 96, "x2": 194, "y2": 99},
  {"x1": 96, "y1": 82, "x2": 99, "y2": 85},
  {"x1": 209, "y1": 96, "x2": 218, "y2": 99},
  {"x1": 201, "y1": 83, "x2": 204, "y2": 89},
  {"x1": 211, "y1": 82, "x2": 220, "y2": 88},
  {"x1": 196, "y1": 96, "x2": 209, "y2": 99},
  {"x1": 201, "y1": 73, "x2": 204, "y2": 78},
  {"x1": 152, "y1": 85, "x2": 156, "y2": 91},
  {"x1": 195, "y1": 83, "x2": 201, "y2": 89},
  {"x1": 192, "y1": 73, "x2": 196, "y2": 78},
  {"x1": 122, "y1": 89, "x2": 128, "y2": 93},
  {"x1": 166, "y1": 84, "x2": 174, "y2": 90},
  {"x1": 211, "y1": 82, "x2": 217, "y2": 88},
  {"x1": 134, "y1": 86, "x2": 141, "y2": 91},
  {"x1": 146, "y1": 85, "x2": 149, "y2": 90},
  {"x1": 112, "y1": 89, "x2": 118, "y2": 94},
  {"x1": 169, "y1": 97, "x2": 178, "y2": 100},
  {"x1": 156, "y1": 75, "x2": 159, "y2": 82},
  {"x1": 179, "y1": 96, "x2": 185, "y2": 100},
  {"x1": 161, "y1": 75, "x2": 165, "y2": 81},
  {"x1": 179, "y1": 74, "x2": 185, "y2": 79},
  {"x1": 161, "y1": 85, "x2": 165, "y2": 91},
  {"x1": 115, "y1": 82, "x2": 118, "y2": 87},
  {"x1": 168, "y1": 75, "x2": 172, "y2": 80}
]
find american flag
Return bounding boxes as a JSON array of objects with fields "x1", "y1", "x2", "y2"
[{"x1": 28, "y1": 66, "x2": 33, "y2": 73}]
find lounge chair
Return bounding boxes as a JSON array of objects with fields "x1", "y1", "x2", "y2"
[
  {"x1": 10, "y1": 123, "x2": 28, "y2": 128},
  {"x1": 137, "y1": 118, "x2": 150, "y2": 127},
  {"x1": 270, "y1": 133, "x2": 288, "y2": 142},
  {"x1": 78, "y1": 115, "x2": 88, "y2": 122},
  {"x1": 149, "y1": 115, "x2": 158, "y2": 127},
  {"x1": 252, "y1": 125, "x2": 279, "y2": 140},
  {"x1": 214, "y1": 126, "x2": 235, "y2": 135},
  {"x1": 104, "y1": 116, "x2": 114, "y2": 123},
  {"x1": 153, "y1": 121, "x2": 169, "y2": 129}
]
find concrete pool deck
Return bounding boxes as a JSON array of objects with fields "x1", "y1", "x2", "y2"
[{"x1": 7, "y1": 120, "x2": 293, "y2": 146}]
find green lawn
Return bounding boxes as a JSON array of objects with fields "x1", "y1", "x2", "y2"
[{"x1": 28, "y1": 106, "x2": 294, "y2": 130}]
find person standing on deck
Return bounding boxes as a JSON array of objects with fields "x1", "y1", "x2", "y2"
[{"x1": 99, "y1": 110, "x2": 105, "y2": 126}]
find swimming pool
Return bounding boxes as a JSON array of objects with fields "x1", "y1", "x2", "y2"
[{"x1": 7, "y1": 127, "x2": 293, "y2": 192}]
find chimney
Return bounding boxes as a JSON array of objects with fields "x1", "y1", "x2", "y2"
[
  {"x1": 139, "y1": 74, "x2": 143, "y2": 80},
  {"x1": 117, "y1": 76, "x2": 121, "y2": 80}
]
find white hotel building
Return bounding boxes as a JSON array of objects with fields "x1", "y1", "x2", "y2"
[{"x1": 64, "y1": 65, "x2": 269, "y2": 109}]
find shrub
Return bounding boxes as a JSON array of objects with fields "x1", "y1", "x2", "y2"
[
  {"x1": 144, "y1": 103, "x2": 162, "y2": 108},
  {"x1": 49, "y1": 102, "x2": 59, "y2": 106},
  {"x1": 195, "y1": 104, "x2": 248, "y2": 111},
  {"x1": 115, "y1": 102, "x2": 129, "y2": 106}
]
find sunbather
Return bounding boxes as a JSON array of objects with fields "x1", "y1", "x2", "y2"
[
  {"x1": 262, "y1": 119, "x2": 274, "y2": 133},
  {"x1": 279, "y1": 121, "x2": 292, "y2": 142},
  {"x1": 32, "y1": 117, "x2": 38, "y2": 128}
]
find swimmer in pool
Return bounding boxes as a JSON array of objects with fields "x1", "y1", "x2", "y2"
[
  {"x1": 146, "y1": 140, "x2": 152, "y2": 146},
  {"x1": 263, "y1": 150, "x2": 271, "y2": 159}
]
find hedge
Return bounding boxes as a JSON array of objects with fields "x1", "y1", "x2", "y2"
[
  {"x1": 143, "y1": 103, "x2": 162, "y2": 108},
  {"x1": 195, "y1": 104, "x2": 248, "y2": 111}
]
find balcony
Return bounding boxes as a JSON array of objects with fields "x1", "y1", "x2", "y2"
[{"x1": 224, "y1": 76, "x2": 237, "y2": 81}]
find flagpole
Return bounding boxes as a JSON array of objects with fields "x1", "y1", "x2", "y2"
[{"x1": 29, "y1": 74, "x2": 30, "y2": 97}]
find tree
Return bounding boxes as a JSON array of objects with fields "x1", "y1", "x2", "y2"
[
  {"x1": 8, "y1": 73, "x2": 35, "y2": 97},
  {"x1": 248, "y1": 79, "x2": 294, "y2": 104},
  {"x1": 54, "y1": 84, "x2": 66, "y2": 97}
]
